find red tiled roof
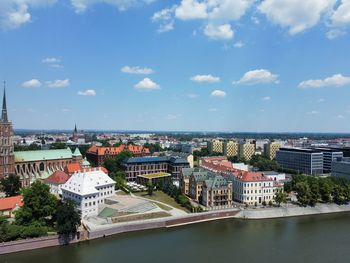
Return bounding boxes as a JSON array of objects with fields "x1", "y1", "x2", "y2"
[
  {"x1": 0, "y1": 195, "x2": 23, "y2": 211},
  {"x1": 86, "y1": 144, "x2": 150, "y2": 156},
  {"x1": 65, "y1": 163, "x2": 82, "y2": 174},
  {"x1": 80, "y1": 167, "x2": 109, "y2": 174},
  {"x1": 45, "y1": 170, "x2": 70, "y2": 185},
  {"x1": 235, "y1": 171, "x2": 274, "y2": 182}
]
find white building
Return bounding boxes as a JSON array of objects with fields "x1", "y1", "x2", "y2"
[{"x1": 61, "y1": 168, "x2": 116, "y2": 217}]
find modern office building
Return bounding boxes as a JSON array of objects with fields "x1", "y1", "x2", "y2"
[
  {"x1": 331, "y1": 157, "x2": 350, "y2": 180},
  {"x1": 223, "y1": 140, "x2": 238, "y2": 157},
  {"x1": 276, "y1": 148, "x2": 323, "y2": 175},
  {"x1": 238, "y1": 142, "x2": 255, "y2": 160},
  {"x1": 122, "y1": 156, "x2": 189, "y2": 181},
  {"x1": 264, "y1": 142, "x2": 281, "y2": 160},
  {"x1": 207, "y1": 139, "x2": 223, "y2": 154},
  {"x1": 314, "y1": 148, "x2": 343, "y2": 173}
]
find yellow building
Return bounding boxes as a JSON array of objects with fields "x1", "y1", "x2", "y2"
[
  {"x1": 223, "y1": 140, "x2": 238, "y2": 157},
  {"x1": 264, "y1": 142, "x2": 281, "y2": 160},
  {"x1": 207, "y1": 139, "x2": 223, "y2": 154},
  {"x1": 238, "y1": 142, "x2": 255, "y2": 160}
]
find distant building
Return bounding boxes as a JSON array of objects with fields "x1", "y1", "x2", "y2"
[
  {"x1": 0, "y1": 87, "x2": 15, "y2": 180},
  {"x1": 276, "y1": 148, "x2": 323, "y2": 175},
  {"x1": 238, "y1": 142, "x2": 255, "y2": 160},
  {"x1": 313, "y1": 148, "x2": 343, "y2": 173},
  {"x1": 0, "y1": 195, "x2": 23, "y2": 218},
  {"x1": 123, "y1": 156, "x2": 189, "y2": 181},
  {"x1": 15, "y1": 147, "x2": 83, "y2": 186},
  {"x1": 61, "y1": 168, "x2": 115, "y2": 218},
  {"x1": 86, "y1": 144, "x2": 150, "y2": 166},
  {"x1": 207, "y1": 139, "x2": 223, "y2": 154},
  {"x1": 223, "y1": 140, "x2": 238, "y2": 157},
  {"x1": 331, "y1": 157, "x2": 350, "y2": 180},
  {"x1": 264, "y1": 142, "x2": 281, "y2": 160}
]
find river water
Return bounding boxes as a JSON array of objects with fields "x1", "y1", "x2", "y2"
[{"x1": 2, "y1": 213, "x2": 350, "y2": 263}]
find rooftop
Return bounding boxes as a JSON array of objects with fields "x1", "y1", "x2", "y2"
[
  {"x1": 15, "y1": 148, "x2": 73, "y2": 162},
  {"x1": 0, "y1": 195, "x2": 23, "y2": 211},
  {"x1": 137, "y1": 172, "x2": 171, "y2": 179},
  {"x1": 45, "y1": 170, "x2": 70, "y2": 185}
]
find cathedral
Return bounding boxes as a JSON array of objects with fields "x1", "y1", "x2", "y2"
[{"x1": 0, "y1": 86, "x2": 15, "y2": 180}]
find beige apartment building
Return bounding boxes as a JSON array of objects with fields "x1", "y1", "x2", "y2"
[
  {"x1": 223, "y1": 140, "x2": 238, "y2": 157},
  {"x1": 238, "y1": 142, "x2": 255, "y2": 160},
  {"x1": 264, "y1": 142, "x2": 281, "y2": 160},
  {"x1": 202, "y1": 176, "x2": 233, "y2": 209},
  {"x1": 207, "y1": 139, "x2": 223, "y2": 154}
]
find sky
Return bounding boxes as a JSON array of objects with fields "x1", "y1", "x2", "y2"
[{"x1": 0, "y1": 0, "x2": 350, "y2": 133}]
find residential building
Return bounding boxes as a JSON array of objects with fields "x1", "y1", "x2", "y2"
[
  {"x1": 45, "y1": 170, "x2": 70, "y2": 195},
  {"x1": 0, "y1": 195, "x2": 23, "y2": 218},
  {"x1": 331, "y1": 157, "x2": 350, "y2": 180},
  {"x1": 15, "y1": 147, "x2": 83, "y2": 186},
  {"x1": 238, "y1": 142, "x2": 255, "y2": 160},
  {"x1": 233, "y1": 171, "x2": 280, "y2": 205},
  {"x1": 86, "y1": 144, "x2": 150, "y2": 166},
  {"x1": 264, "y1": 142, "x2": 281, "y2": 160},
  {"x1": 202, "y1": 176, "x2": 233, "y2": 209},
  {"x1": 261, "y1": 171, "x2": 286, "y2": 182},
  {"x1": 162, "y1": 151, "x2": 194, "y2": 168},
  {"x1": 61, "y1": 168, "x2": 115, "y2": 217},
  {"x1": 207, "y1": 139, "x2": 223, "y2": 154},
  {"x1": 0, "y1": 88, "x2": 15, "y2": 180},
  {"x1": 223, "y1": 140, "x2": 238, "y2": 157},
  {"x1": 276, "y1": 148, "x2": 324, "y2": 175},
  {"x1": 122, "y1": 156, "x2": 189, "y2": 181}
]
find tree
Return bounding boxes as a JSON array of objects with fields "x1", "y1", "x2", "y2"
[
  {"x1": 294, "y1": 181, "x2": 311, "y2": 206},
  {"x1": 0, "y1": 174, "x2": 21, "y2": 197},
  {"x1": 15, "y1": 181, "x2": 57, "y2": 226},
  {"x1": 147, "y1": 182, "x2": 153, "y2": 196},
  {"x1": 274, "y1": 189, "x2": 287, "y2": 206},
  {"x1": 319, "y1": 178, "x2": 333, "y2": 203},
  {"x1": 50, "y1": 142, "x2": 66, "y2": 149},
  {"x1": 308, "y1": 178, "x2": 320, "y2": 206},
  {"x1": 56, "y1": 199, "x2": 81, "y2": 234}
]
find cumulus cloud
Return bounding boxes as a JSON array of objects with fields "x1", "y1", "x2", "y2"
[
  {"x1": 258, "y1": 0, "x2": 336, "y2": 35},
  {"x1": 204, "y1": 23, "x2": 234, "y2": 40},
  {"x1": 152, "y1": 6, "x2": 176, "y2": 33},
  {"x1": 134, "y1": 78, "x2": 160, "y2": 91},
  {"x1": 175, "y1": 0, "x2": 207, "y2": 20},
  {"x1": 0, "y1": 0, "x2": 57, "y2": 30},
  {"x1": 191, "y1": 74, "x2": 220, "y2": 83},
  {"x1": 46, "y1": 79, "x2": 70, "y2": 88},
  {"x1": 299, "y1": 74, "x2": 350, "y2": 88},
  {"x1": 121, "y1": 66, "x2": 154, "y2": 74},
  {"x1": 22, "y1": 79, "x2": 42, "y2": 88},
  {"x1": 78, "y1": 89, "x2": 96, "y2": 96},
  {"x1": 42, "y1": 57, "x2": 63, "y2": 68},
  {"x1": 211, "y1": 89, "x2": 227, "y2": 97},
  {"x1": 233, "y1": 69, "x2": 279, "y2": 85},
  {"x1": 331, "y1": 0, "x2": 350, "y2": 26},
  {"x1": 71, "y1": 0, "x2": 156, "y2": 13},
  {"x1": 326, "y1": 29, "x2": 346, "y2": 39}
]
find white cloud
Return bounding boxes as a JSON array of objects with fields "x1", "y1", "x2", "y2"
[
  {"x1": 233, "y1": 69, "x2": 279, "y2": 85},
  {"x1": 234, "y1": 41, "x2": 244, "y2": 48},
  {"x1": 187, "y1": 93, "x2": 199, "y2": 98},
  {"x1": 175, "y1": 0, "x2": 207, "y2": 20},
  {"x1": 77, "y1": 89, "x2": 96, "y2": 96},
  {"x1": 71, "y1": 0, "x2": 156, "y2": 13},
  {"x1": 307, "y1": 110, "x2": 320, "y2": 115},
  {"x1": 0, "y1": 0, "x2": 57, "y2": 30},
  {"x1": 191, "y1": 74, "x2": 220, "y2": 83},
  {"x1": 22, "y1": 79, "x2": 42, "y2": 88},
  {"x1": 331, "y1": 0, "x2": 350, "y2": 26},
  {"x1": 211, "y1": 89, "x2": 227, "y2": 97},
  {"x1": 46, "y1": 79, "x2": 70, "y2": 88},
  {"x1": 121, "y1": 66, "x2": 154, "y2": 75},
  {"x1": 134, "y1": 78, "x2": 160, "y2": 91},
  {"x1": 151, "y1": 6, "x2": 176, "y2": 33},
  {"x1": 42, "y1": 57, "x2": 60, "y2": 64},
  {"x1": 204, "y1": 23, "x2": 234, "y2": 40},
  {"x1": 299, "y1": 74, "x2": 350, "y2": 88},
  {"x1": 262, "y1": 96, "x2": 271, "y2": 101},
  {"x1": 258, "y1": 0, "x2": 336, "y2": 34},
  {"x1": 326, "y1": 29, "x2": 346, "y2": 39}
]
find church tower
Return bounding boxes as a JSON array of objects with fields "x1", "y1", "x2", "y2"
[
  {"x1": 0, "y1": 83, "x2": 15, "y2": 179},
  {"x1": 72, "y1": 123, "x2": 78, "y2": 142}
]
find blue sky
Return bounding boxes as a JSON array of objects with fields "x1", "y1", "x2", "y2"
[{"x1": 1, "y1": 0, "x2": 350, "y2": 132}]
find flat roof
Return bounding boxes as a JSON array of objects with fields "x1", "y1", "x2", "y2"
[
  {"x1": 137, "y1": 172, "x2": 171, "y2": 179},
  {"x1": 278, "y1": 147, "x2": 322, "y2": 154}
]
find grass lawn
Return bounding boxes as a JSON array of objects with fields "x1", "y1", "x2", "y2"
[{"x1": 135, "y1": 191, "x2": 190, "y2": 213}]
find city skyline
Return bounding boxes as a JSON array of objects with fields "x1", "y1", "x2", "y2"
[{"x1": 1, "y1": 0, "x2": 350, "y2": 132}]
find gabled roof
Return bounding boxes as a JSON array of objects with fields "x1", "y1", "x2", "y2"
[
  {"x1": 65, "y1": 163, "x2": 82, "y2": 174},
  {"x1": 0, "y1": 195, "x2": 23, "y2": 211},
  {"x1": 45, "y1": 170, "x2": 70, "y2": 185},
  {"x1": 73, "y1": 147, "x2": 82, "y2": 157},
  {"x1": 15, "y1": 148, "x2": 73, "y2": 162}
]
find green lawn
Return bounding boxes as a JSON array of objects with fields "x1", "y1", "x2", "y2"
[{"x1": 135, "y1": 191, "x2": 190, "y2": 213}]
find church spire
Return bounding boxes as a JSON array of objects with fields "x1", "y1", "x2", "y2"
[
  {"x1": 1, "y1": 81, "x2": 8, "y2": 123},
  {"x1": 74, "y1": 123, "x2": 77, "y2": 133}
]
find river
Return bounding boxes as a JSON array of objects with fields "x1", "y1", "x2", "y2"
[{"x1": 2, "y1": 213, "x2": 350, "y2": 263}]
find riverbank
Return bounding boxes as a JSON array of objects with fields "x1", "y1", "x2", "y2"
[{"x1": 2, "y1": 203, "x2": 350, "y2": 255}]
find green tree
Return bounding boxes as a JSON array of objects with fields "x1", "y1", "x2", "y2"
[
  {"x1": 50, "y1": 142, "x2": 66, "y2": 149},
  {"x1": 147, "y1": 182, "x2": 153, "y2": 196},
  {"x1": 308, "y1": 177, "x2": 320, "y2": 206},
  {"x1": 15, "y1": 181, "x2": 57, "y2": 226},
  {"x1": 319, "y1": 178, "x2": 334, "y2": 203},
  {"x1": 274, "y1": 189, "x2": 288, "y2": 206},
  {"x1": 294, "y1": 181, "x2": 311, "y2": 206},
  {"x1": 55, "y1": 199, "x2": 81, "y2": 234},
  {"x1": 0, "y1": 174, "x2": 21, "y2": 197}
]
